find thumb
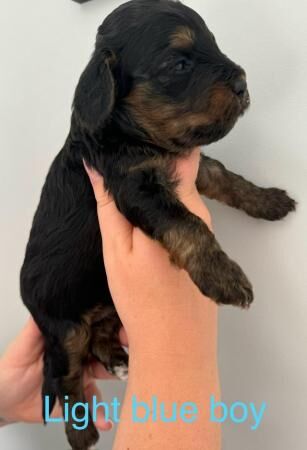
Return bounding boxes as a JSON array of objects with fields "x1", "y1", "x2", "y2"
[
  {"x1": 2, "y1": 317, "x2": 44, "y2": 367},
  {"x1": 83, "y1": 162, "x2": 133, "y2": 253}
]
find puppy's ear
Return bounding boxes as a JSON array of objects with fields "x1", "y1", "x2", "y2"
[{"x1": 73, "y1": 50, "x2": 115, "y2": 132}]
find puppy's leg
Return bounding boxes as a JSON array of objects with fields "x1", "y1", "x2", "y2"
[
  {"x1": 197, "y1": 154, "x2": 296, "y2": 220},
  {"x1": 115, "y1": 166, "x2": 253, "y2": 308},
  {"x1": 89, "y1": 305, "x2": 129, "y2": 381},
  {"x1": 59, "y1": 321, "x2": 99, "y2": 450}
]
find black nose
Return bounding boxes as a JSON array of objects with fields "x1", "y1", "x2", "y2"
[{"x1": 232, "y1": 78, "x2": 247, "y2": 97}]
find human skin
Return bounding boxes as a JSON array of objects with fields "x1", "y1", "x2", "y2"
[
  {"x1": 0, "y1": 317, "x2": 127, "y2": 429},
  {"x1": 86, "y1": 147, "x2": 221, "y2": 450}
]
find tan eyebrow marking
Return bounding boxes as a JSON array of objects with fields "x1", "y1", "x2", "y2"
[{"x1": 170, "y1": 26, "x2": 195, "y2": 48}]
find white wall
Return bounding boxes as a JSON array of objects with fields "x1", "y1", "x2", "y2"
[{"x1": 0, "y1": 0, "x2": 306, "y2": 449}]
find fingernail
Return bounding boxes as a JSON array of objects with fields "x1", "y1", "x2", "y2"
[
  {"x1": 102, "y1": 420, "x2": 114, "y2": 432},
  {"x1": 82, "y1": 159, "x2": 90, "y2": 171},
  {"x1": 83, "y1": 160, "x2": 100, "y2": 183},
  {"x1": 83, "y1": 159, "x2": 93, "y2": 176}
]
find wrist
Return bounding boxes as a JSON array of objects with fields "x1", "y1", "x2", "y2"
[{"x1": 128, "y1": 298, "x2": 218, "y2": 368}]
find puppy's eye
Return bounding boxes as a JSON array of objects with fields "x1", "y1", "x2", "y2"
[{"x1": 174, "y1": 57, "x2": 193, "y2": 73}]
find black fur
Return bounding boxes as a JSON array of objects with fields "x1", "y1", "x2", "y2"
[{"x1": 20, "y1": 1, "x2": 295, "y2": 449}]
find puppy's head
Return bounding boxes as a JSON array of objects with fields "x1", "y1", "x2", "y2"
[{"x1": 73, "y1": 0, "x2": 250, "y2": 150}]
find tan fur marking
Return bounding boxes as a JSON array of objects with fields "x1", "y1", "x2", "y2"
[
  {"x1": 63, "y1": 305, "x2": 114, "y2": 378},
  {"x1": 129, "y1": 156, "x2": 169, "y2": 172},
  {"x1": 170, "y1": 26, "x2": 195, "y2": 48},
  {"x1": 126, "y1": 82, "x2": 236, "y2": 149},
  {"x1": 163, "y1": 225, "x2": 196, "y2": 268}
]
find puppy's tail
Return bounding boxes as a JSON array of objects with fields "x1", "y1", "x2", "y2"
[
  {"x1": 42, "y1": 350, "x2": 59, "y2": 424},
  {"x1": 42, "y1": 342, "x2": 70, "y2": 424}
]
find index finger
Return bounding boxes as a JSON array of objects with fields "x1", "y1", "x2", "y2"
[{"x1": 84, "y1": 162, "x2": 133, "y2": 253}]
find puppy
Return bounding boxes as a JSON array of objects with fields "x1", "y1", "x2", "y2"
[{"x1": 20, "y1": 0, "x2": 295, "y2": 448}]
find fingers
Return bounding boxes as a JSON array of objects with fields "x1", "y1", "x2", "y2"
[
  {"x1": 84, "y1": 149, "x2": 212, "y2": 256},
  {"x1": 84, "y1": 161, "x2": 133, "y2": 253},
  {"x1": 181, "y1": 191, "x2": 213, "y2": 230},
  {"x1": 84, "y1": 382, "x2": 113, "y2": 431},
  {"x1": 119, "y1": 327, "x2": 128, "y2": 347},
  {"x1": 83, "y1": 365, "x2": 114, "y2": 430},
  {"x1": 175, "y1": 147, "x2": 201, "y2": 199},
  {"x1": 3, "y1": 317, "x2": 44, "y2": 367},
  {"x1": 175, "y1": 149, "x2": 213, "y2": 230}
]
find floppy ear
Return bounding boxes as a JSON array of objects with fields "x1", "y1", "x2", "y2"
[{"x1": 73, "y1": 50, "x2": 115, "y2": 132}]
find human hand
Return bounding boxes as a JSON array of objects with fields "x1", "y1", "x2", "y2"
[
  {"x1": 85, "y1": 147, "x2": 217, "y2": 353},
  {"x1": 0, "y1": 317, "x2": 127, "y2": 429},
  {"x1": 86, "y1": 147, "x2": 220, "y2": 450}
]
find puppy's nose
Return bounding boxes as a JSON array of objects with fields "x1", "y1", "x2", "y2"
[{"x1": 232, "y1": 78, "x2": 247, "y2": 97}]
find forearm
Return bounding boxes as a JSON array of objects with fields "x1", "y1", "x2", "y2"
[{"x1": 113, "y1": 299, "x2": 221, "y2": 450}]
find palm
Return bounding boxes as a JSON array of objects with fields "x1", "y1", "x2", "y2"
[{"x1": 0, "y1": 318, "x2": 120, "y2": 430}]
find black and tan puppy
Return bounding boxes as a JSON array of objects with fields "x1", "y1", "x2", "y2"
[{"x1": 20, "y1": 0, "x2": 295, "y2": 448}]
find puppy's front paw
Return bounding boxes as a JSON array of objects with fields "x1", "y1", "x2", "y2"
[
  {"x1": 190, "y1": 250, "x2": 254, "y2": 308},
  {"x1": 164, "y1": 219, "x2": 254, "y2": 308},
  {"x1": 245, "y1": 188, "x2": 296, "y2": 221},
  {"x1": 261, "y1": 188, "x2": 296, "y2": 220}
]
